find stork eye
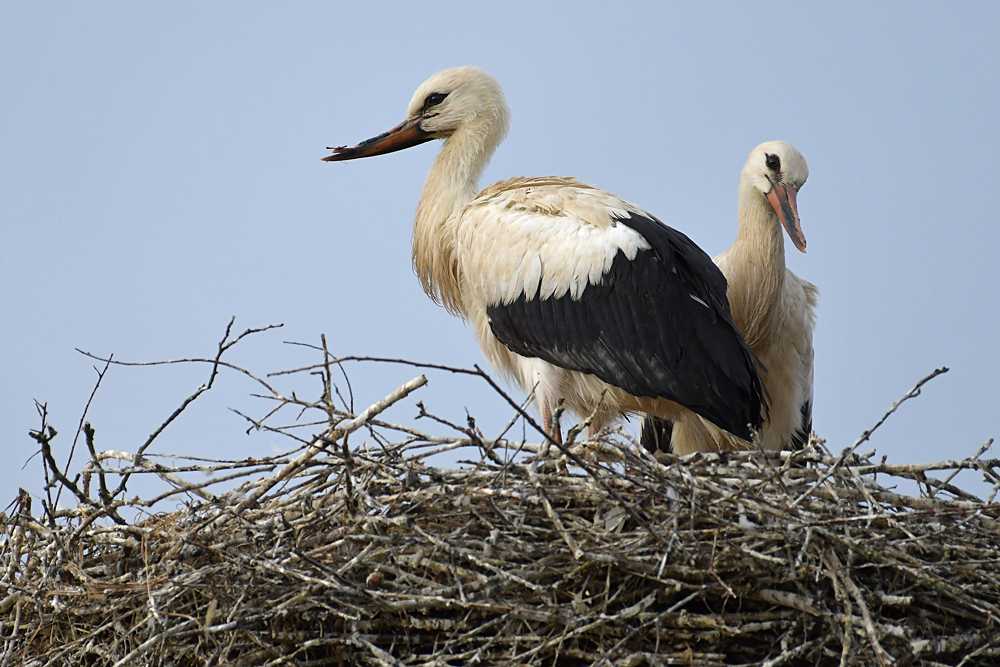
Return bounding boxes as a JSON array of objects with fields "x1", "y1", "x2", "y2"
[
  {"x1": 423, "y1": 92, "x2": 448, "y2": 111},
  {"x1": 765, "y1": 154, "x2": 781, "y2": 173}
]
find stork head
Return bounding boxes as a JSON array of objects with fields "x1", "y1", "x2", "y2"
[
  {"x1": 323, "y1": 66, "x2": 510, "y2": 162},
  {"x1": 741, "y1": 141, "x2": 809, "y2": 253}
]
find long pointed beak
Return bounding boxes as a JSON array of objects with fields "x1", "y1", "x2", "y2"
[
  {"x1": 765, "y1": 182, "x2": 807, "y2": 253},
  {"x1": 322, "y1": 117, "x2": 432, "y2": 162}
]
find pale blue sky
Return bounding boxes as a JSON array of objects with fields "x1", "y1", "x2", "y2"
[{"x1": 2, "y1": 3, "x2": 998, "y2": 502}]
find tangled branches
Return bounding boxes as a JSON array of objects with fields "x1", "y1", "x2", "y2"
[{"x1": 2, "y1": 322, "x2": 999, "y2": 666}]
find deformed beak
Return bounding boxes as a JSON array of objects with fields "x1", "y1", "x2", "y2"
[
  {"x1": 322, "y1": 117, "x2": 433, "y2": 162},
  {"x1": 766, "y1": 182, "x2": 807, "y2": 253}
]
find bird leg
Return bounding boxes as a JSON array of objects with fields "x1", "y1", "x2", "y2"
[
  {"x1": 539, "y1": 399, "x2": 563, "y2": 456},
  {"x1": 563, "y1": 390, "x2": 609, "y2": 460}
]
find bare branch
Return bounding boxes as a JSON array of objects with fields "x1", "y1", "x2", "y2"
[{"x1": 791, "y1": 367, "x2": 950, "y2": 509}]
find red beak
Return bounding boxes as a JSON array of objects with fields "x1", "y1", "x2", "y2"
[{"x1": 766, "y1": 182, "x2": 806, "y2": 253}]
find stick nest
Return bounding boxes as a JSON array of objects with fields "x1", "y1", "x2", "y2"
[{"x1": 2, "y1": 328, "x2": 999, "y2": 666}]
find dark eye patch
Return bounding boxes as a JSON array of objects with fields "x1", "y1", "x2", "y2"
[
  {"x1": 423, "y1": 92, "x2": 448, "y2": 111},
  {"x1": 765, "y1": 153, "x2": 781, "y2": 173}
]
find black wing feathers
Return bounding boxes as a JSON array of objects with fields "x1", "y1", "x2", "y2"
[
  {"x1": 640, "y1": 415, "x2": 674, "y2": 453},
  {"x1": 788, "y1": 399, "x2": 812, "y2": 450},
  {"x1": 487, "y1": 211, "x2": 766, "y2": 440}
]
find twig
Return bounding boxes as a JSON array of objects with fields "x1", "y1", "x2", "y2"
[
  {"x1": 55, "y1": 356, "x2": 112, "y2": 511},
  {"x1": 234, "y1": 375, "x2": 427, "y2": 513},
  {"x1": 791, "y1": 367, "x2": 949, "y2": 508},
  {"x1": 107, "y1": 319, "x2": 279, "y2": 498},
  {"x1": 827, "y1": 548, "x2": 895, "y2": 666},
  {"x1": 930, "y1": 438, "x2": 993, "y2": 499}
]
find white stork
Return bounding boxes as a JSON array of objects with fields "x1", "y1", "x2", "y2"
[
  {"x1": 641, "y1": 141, "x2": 817, "y2": 454},
  {"x1": 323, "y1": 66, "x2": 766, "y2": 446}
]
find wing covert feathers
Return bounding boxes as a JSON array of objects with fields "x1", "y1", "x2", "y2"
[{"x1": 485, "y1": 209, "x2": 766, "y2": 440}]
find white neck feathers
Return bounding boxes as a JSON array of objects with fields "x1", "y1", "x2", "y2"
[
  {"x1": 412, "y1": 111, "x2": 507, "y2": 316},
  {"x1": 726, "y1": 182, "x2": 788, "y2": 346}
]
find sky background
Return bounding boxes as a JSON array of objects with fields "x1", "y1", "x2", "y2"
[{"x1": 2, "y1": 3, "x2": 998, "y2": 505}]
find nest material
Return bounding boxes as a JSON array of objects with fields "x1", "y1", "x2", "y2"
[{"x1": 2, "y1": 337, "x2": 1000, "y2": 666}]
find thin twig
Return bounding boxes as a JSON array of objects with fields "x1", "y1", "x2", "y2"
[
  {"x1": 791, "y1": 367, "x2": 949, "y2": 508},
  {"x1": 55, "y1": 356, "x2": 112, "y2": 511}
]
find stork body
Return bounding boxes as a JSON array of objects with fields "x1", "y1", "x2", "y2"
[
  {"x1": 325, "y1": 67, "x2": 766, "y2": 443},
  {"x1": 641, "y1": 142, "x2": 817, "y2": 454}
]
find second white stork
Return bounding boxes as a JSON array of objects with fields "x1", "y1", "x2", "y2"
[
  {"x1": 323, "y1": 66, "x2": 766, "y2": 445},
  {"x1": 641, "y1": 141, "x2": 817, "y2": 454}
]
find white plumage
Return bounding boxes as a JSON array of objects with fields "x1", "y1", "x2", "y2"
[
  {"x1": 325, "y1": 67, "x2": 766, "y2": 445},
  {"x1": 457, "y1": 181, "x2": 650, "y2": 304},
  {"x1": 642, "y1": 141, "x2": 817, "y2": 454}
]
